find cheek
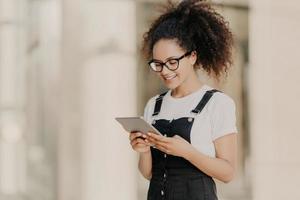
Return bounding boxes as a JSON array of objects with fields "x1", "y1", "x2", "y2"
[{"x1": 177, "y1": 62, "x2": 193, "y2": 78}]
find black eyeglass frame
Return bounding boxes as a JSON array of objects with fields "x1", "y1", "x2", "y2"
[{"x1": 148, "y1": 51, "x2": 193, "y2": 72}]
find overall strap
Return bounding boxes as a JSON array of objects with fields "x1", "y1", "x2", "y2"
[
  {"x1": 152, "y1": 91, "x2": 168, "y2": 116},
  {"x1": 191, "y1": 89, "x2": 221, "y2": 114}
]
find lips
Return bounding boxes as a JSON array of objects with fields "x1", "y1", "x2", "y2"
[{"x1": 163, "y1": 74, "x2": 177, "y2": 80}]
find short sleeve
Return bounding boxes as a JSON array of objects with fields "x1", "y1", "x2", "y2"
[
  {"x1": 143, "y1": 101, "x2": 150, "y2": 123},
  {"x1": 210, "y1": 94, "x2": 238, "y2": 141},
  {"x1": 143, "y1": 96, "x2": 156, "y2": 124}
]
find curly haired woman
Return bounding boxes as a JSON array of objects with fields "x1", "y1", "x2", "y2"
[{"x1": 129, "y1": 1, "x2": 238, "y2": 199}]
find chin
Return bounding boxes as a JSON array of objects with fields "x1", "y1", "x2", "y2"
[
  {"x1": 163, "y1": 82, "x2": 180, "y2": 90},
  {"x1": 164, "y1": 85, "x2": 175, "y2": 90},
  {"x1": 160, "y1": 76, "x2": 181, "y2": 90}
]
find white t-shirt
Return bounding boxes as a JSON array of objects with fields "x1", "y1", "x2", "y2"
[{"x1": 143, "y1": 84, "x2": 238, "y2": 158}]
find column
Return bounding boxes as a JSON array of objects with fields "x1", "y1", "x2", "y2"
[
  {"x1": 80, "y1": 1, "x2": 138, "y2": 200},
  {"x1": 0, "y1": 0, "x2": 27, "y2": 199},
  {"x1": 59, "y1": 0, "x2": 138, "y2": 200},
  {"x1": 249, "y1": 0, "x2": 300, "y2": 199}
]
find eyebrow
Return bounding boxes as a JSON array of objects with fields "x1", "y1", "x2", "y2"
[{"x1": 151, "y1": 55, "x2": 180, "y2": 62}]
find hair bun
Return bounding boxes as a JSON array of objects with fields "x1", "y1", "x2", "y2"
[
  {"x1": 177, "y1": 0, "x2": 208, "y2": 12},
  {"x1": 176, "y1": 0, "x2": 211, "y2": 24}
]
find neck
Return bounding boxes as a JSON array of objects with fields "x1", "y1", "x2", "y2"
[{"x1": 171, "y1": 71, "x2": 204, "y2": 98}]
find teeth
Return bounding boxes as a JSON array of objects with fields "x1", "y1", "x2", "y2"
[{"x1": 164, "y1": 74, "x2": 176, "y2": 80}]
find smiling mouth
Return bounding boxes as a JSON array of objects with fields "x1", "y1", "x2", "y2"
[{"x1": 163, "y1": 74, "x2": 177, "y2": 81}]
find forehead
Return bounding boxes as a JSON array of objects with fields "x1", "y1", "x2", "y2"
[{"x1": 152, "y1": 39, "x2": 185, "y2": 60}]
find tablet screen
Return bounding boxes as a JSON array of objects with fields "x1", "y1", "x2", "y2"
[{"x1": 115, "y1": 117, "x2": 162, "y2": 135}]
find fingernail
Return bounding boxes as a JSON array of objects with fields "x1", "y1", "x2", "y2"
[{"x1": 147, "y1": 132, "x2": 151, "y2": 136}]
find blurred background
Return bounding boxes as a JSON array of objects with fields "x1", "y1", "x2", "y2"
[{"x1": 0, "y1": 0, "x2": 299, "y2": 200}]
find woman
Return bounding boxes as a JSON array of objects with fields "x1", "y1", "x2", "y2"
[{"x1": 129, "y1": 0, "x2": 238, "y2": 199}]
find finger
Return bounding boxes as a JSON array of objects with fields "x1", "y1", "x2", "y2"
[
  {"x1": 136, "y1": 138, "x2": 147, "y2": 145},
  {"x1": 132, "y1": 143, "x2": 147, "y2": 151},
  {"x1": 135, "y1": 143, "x2": 148, "y2": 148},
  {"x1": 144, "y1": 139, "x2": 154, "y2": 146},
  {"x1": 147, "y1": 132, "x2": 169, "y2": 143},
  {"x1": 131, "y1": 137, "x2": 146, "y2": 146},
  {"x1": 155, "y1": 144, "x2": 169, "y2": 154},
  {"x1": 147, "y1": 135, "x2": 171, "y2": 147},
  {"x1": 129, "y1": 132, "x2": 142, "y2": 141},
  {"x1": 144, "y1": 139, "x2": 150, "y2": 145},
  {"x1": 131, "y1": 139, "x2": 149, "y2": 148},
  {"x1": 130, "y1": 139, "x2": 139, "y2": 146},
  {"x1": 146, "y1": 136, "x2": 159, "y2": 145},
  {"x1": 155, "y1": 141, "x2": 169, "y2": 149},
  {"x1": 147, "y1": 137, "x2": 168, "y2": 147},
  {"x1": 141, "y1": 134, "x2": 148, "y2": 140},
  {"x1": 144, "y1": 137, "x2": 156, "y2": 147}
]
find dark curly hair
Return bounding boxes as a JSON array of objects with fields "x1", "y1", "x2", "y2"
[{"x1": 142, "y1": 0, "x2": 234, "y2": 80}]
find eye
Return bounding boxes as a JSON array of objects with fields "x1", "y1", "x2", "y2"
[
  {"x1": 149, "y1": 61, "x2": 163, "y2": 71},
  {"x1": 149, "y1": 62, "x2": 162, "y2": 68},
  {"x1": 154, "y1": 62, "x2": 163, "y2": 67},
  {"x1": 167, "y1": 59, "x2": 177, "y2": 65}
]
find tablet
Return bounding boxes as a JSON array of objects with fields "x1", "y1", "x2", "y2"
[{"x1": 115, "y1": 117, "x2": 162, "y2": 136}]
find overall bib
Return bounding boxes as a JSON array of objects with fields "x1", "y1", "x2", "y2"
[{"x1": 147, "y1": 89, "x2": 219, "y2": 200}]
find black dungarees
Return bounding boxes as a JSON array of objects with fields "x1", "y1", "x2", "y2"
[{"x1": 147, "y1": 89, "x2": 220, "y2": 200}]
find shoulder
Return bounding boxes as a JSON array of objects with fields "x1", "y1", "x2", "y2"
[
  {"x1": 207, "y1": 90, "x2": 236, "y2": 114},
  {"x1": 145, "y1": 90, "x2": 169, "y2": 108},
  {"x1": 144, "y1": 95, "x2": 158, "y2": 109},
  {"x1": 207, "y1": 90, "x2": 238, "y2": 139},
  {"x1": 143, "y1": 91, "x2": 169, "y2": 122},
  {"x1": 212, "y1": 91, "x2": 235, "y2": 105}
]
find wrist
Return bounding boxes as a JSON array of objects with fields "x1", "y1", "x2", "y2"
[
  {"x1": 184, "y1": 146, "x2": 197, "y2": 161},
  {"x1": 140, "y1": 150, "x2": 151, "y2": 156}
]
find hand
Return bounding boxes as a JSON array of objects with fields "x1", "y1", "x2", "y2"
[
  {"x1": 129, "y1": 131, "x2": 152, "y2": 153},
  {"x1": 147, "y1": 132, "x2": 194, "y2": 158}
]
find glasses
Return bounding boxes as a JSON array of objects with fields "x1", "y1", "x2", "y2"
[{"x1": 148, "y1": 51, "x2": 192, "y2": 72}]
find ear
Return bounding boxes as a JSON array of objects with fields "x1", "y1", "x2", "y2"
[{"x1": 188, "y1": 51, "x2": 197, "y2": 66}]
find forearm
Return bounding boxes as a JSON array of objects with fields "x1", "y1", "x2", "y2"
[
  {"x1": 184, "y1": 147, "x2": 235, "y2": 183},
  {"x1": 138, "y1": 151, "x2": 152, "y2": 180}
]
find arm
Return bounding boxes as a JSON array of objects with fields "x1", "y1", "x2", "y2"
[
  {"x1": 185, "y1": 133, "x2": 237, "y2": 183},
  {"x1": 147, "y1": 132, "x2": 237, "y2": 183},
  {"x1": 129, "y1": 132, "x2": 153, "y2": 180},
  {"x1": 138, "y1": 151, "x2": 152, "y2": 180},
  {"x1": 146, "y1": 95, "x2": 238, "y2": 183}
]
